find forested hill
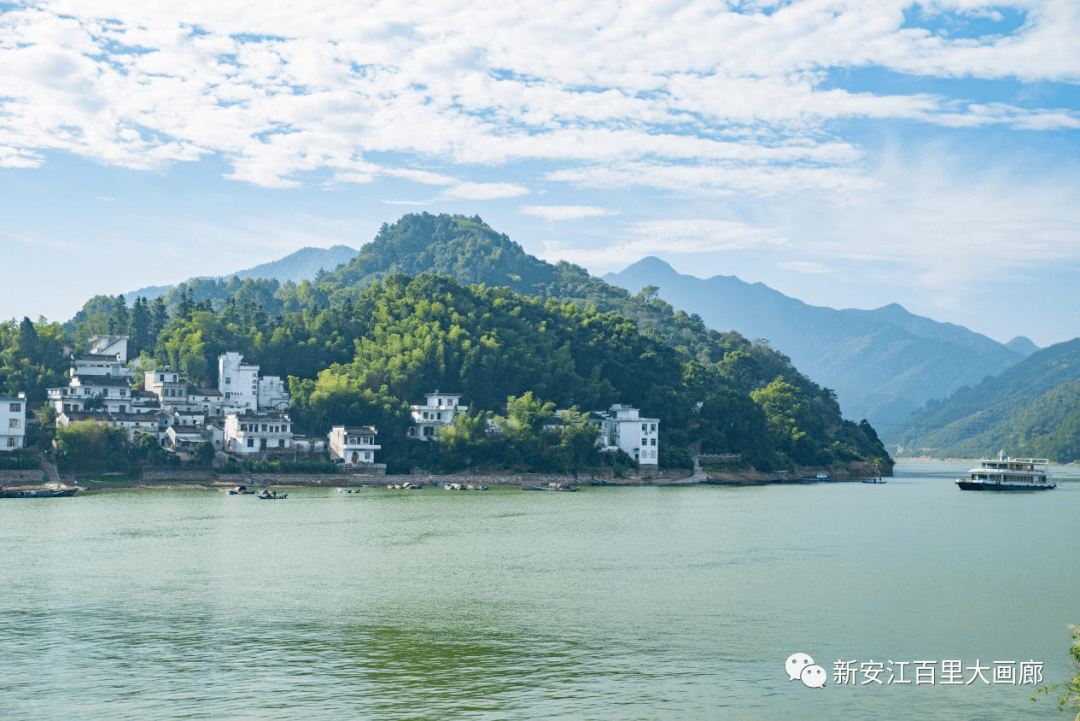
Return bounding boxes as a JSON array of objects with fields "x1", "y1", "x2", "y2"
[
  {"x1": 11, "y1": 212, "x2": 893, "y2": 473},
  {"x1": 895, "y1": 338, "x2": 1080, "y2": 462}
]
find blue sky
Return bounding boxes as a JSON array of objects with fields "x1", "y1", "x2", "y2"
[{"x1": 0, "y1": 0, "x2": 1077, "y2": 347}]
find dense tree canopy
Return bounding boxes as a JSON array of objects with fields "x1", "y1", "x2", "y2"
[{"x1": 6, "y1": 213, "x2": 893, "y2": 472}]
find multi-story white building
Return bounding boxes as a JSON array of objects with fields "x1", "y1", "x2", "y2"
[
  {"x1": 218, "y1": 352, "x2": 289, "y2": 413},
  {"x1": 69, "y1": 335, "x2": 131, "y2": 379},
  {"x1": 223, "y1": 411, "x2": 293, "y2": 455},
  {"x1": 595, "y1": 404, "x2": 659, "y2": 467},
  {"x1": 219, "y1": 352, "x2": 260, "y2": 412},
  {"x1": 258, "y1": 376, "x2": 290, "y2": 411},
  {"x1": 48, "y1": 375, "x2": 136, "y2": 414},
  {"x1": 409, "y1": 391, "x2": 467, "y2": 440},
  {"x1": 145, "y1": 369, "x2": 188, "y2": 403},
  {"x1": 328, "y1": 425, "x2": 380, "y2": 465},
  {"x1": 0, "y1": 393, "x2": 27, "y2": 451}
]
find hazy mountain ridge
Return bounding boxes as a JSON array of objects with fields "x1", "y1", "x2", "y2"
[
  {"x1": 894, "y1": 338, "x2": 1080, "y2": 462},
  {"x1": 125, "y1": 245, "x2": 359, "y2": 301},
  {"x1": 602, "y1": 257, "x2": 1024, "y2": 431}
]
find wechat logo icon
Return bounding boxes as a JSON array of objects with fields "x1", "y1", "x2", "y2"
[{"x1": 787, "y1": 652, "x2": 827, "y2": 688}]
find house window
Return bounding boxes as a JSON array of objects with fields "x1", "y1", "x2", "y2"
[
  {"x1": 9, "y1": 403, "x2": 20, "y2": 412},
  {"x1": 9, "y1": 419, "x2": 20, "y2": 428},
  {"x1": 642, "y1": 423, "x2": 647, "y2": 432},
  {"x1": 650, "y1": 424, "x2": 656, "y2": 432},
  {"x1": 246, "y1": 438, "x2": 254, "y2": 447},
  {"x1": 7, "y1": 438, "x2": 16, "y2": 447},
  {"x1": 225, "y1": 377, "x2": 231, "y2": 385},
  {"x1": 651, "y1": 438, "x2": 656, "y2": 446}
]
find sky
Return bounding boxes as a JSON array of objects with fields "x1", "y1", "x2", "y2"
[{"x1": 0, "y1": 0, "x2": 1077, "y2": 347}]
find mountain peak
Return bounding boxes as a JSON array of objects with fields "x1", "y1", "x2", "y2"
[
  {"x1": 628, "y1": 256, "x2": 676, "y2": 273},
  {"x1": 1005, "y1": 335, "x2": 1040, "y2": 356}
]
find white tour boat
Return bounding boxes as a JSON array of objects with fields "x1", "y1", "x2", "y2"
[{"x1": 956, "y1": 451, "x2": 1055, "y2": 491}]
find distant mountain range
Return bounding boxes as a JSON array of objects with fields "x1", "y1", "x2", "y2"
[
  {"x1": 603, "y1": 257, "x2": 1027, "y2": 432},
  {"x1": 125, "y1": 245, "x2": 359, "y2": 301},
  {"x1": 894, "y1": 338, "x2": 1080, "y2": 462}
]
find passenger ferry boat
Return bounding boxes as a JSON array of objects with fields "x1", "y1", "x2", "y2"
[{"x1": 956, "y1": 451, "x2": 1055, "y2": 491}]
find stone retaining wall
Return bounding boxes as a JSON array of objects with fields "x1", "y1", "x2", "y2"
[
  {"x1": 141, "y1": 469, "x2": 210, "y2": 481},
  {"x1": 216, "y1": 473, "x2": 383, "y2": 486},
  {"x1": 0, "y1": 469, "x2": 46, "y2": 484}
]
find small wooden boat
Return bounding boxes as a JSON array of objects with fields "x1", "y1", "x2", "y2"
[
  {"x1": 0, "y1": 487, "x2": 79, "y2": 498},
  {"x1": 257, "y1": 490, "x2": 287, "y2": 500}
]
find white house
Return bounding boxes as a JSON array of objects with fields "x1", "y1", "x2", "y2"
[
  {"x1": 57, "y1": 410, "x2": 171, "y2": 442},
  {"x1": 257, "y1": 376, "x2": 290, "y2": 411},
  {"x1": 595, "y1": 404, "x2": 659, "y2": 467},
  {"x1": 218, "y1": 352, "x2": 290, "y2": 413},
  {"x1": 223, "y1": 411, "x2": 293, "y2": 455},
  {"x1": 0, "y1": 393, "x2": 26, "y2": 451},
  {"x1": 328, "y1": 425, "x2": 380, "y2": 465},
  {"x1": 145, "y1": 369, "x2": 188, "y2": 403},
  {"x1": 187, "y1": 387, "x2": 223, "y2": 416},
  {"x1": 218, "y1": 352, "x2": 259, "y2": 412},
  {"x1": 409, "y1": 391, "x2": 467, "y2": 440},
  {"x1": 87, "y1": 334, "x2": 129, "y2": 364},
  {"x1": 48, "y1": 375, "x2": 136, "y2": 414}
]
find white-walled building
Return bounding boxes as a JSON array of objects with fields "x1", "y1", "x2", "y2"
[
  {"x1": 218, "y1": 352, "x2": 289, "y2": 413},
  {"x1": 70, "y1": 335, "x2": 131, "y2": 379},
  {"x1": 57, "y1": 410, "x2": 171, "y2": 442},
  {"x1": 223, "y1": 411, "x2": 293, "y2": 455},
  {"x1": 595, "y1": 404, "x2": 659, "y2": 467},
  {"x1": 145, "y1": 369, "x2": 188, "y2": 403},
  {"x1": 219, "y1": 352, "x2": 260, "y2": 412},
  {"x1": 258, "y1": 376, "x2": 290, "y2": 411},
  {"x1": 328, "y1": 425, "x2": 380, "y2": 465},
  {"x1": 48, "y1": 375, "x2": 136, "y2": 414},
  {"x1": 88, "y1": 335, "x2": 129, "y2": 364},
  {"x1": 409, "y1": 391, "x2": 467, "y2": 440},
  {"x1": 0, "y1": 393, "x2": 27, "y2": 451}
]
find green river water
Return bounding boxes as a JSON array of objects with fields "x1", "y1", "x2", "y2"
[{"x1": 2, "y1": 460, "x2": 1078, "y2": 720}]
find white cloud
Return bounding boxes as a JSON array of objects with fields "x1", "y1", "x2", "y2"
[
  {"x1": 538, "y1": 219, "x2": 787, "y2": 271},
  {"x1": 520, "y1": 205, "x2": 619, "y2": 221},
  {"x1": 441, "y1": 181, "x2": 528, "y2": 200},
  {"x1": 779, "y1": 261, "x2": 833, "y2": 274},
  {"x1": 0, "y1": 0, "x2": 1075, "y2": 192}
]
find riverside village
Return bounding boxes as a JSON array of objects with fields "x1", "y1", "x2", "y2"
[{"x1": 2, "y1": 334, "x2": 685, "y2": 494}]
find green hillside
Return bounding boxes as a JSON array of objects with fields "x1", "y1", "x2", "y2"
[
  {"x1": 38, "y1": 213, "x2": 893, "y2": 474},
  {"x1": 896, "y1": 338, "x2": 1080, "y2": 462}
]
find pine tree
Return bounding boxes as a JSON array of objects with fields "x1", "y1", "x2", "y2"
[
  {"x1": 109, "y1": 295, "x2": 129, "y2": 335},
  {"x1": 130, "y1": 297, "x2": 152, "y2": 357}
]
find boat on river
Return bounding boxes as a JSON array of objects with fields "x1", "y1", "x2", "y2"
[
  {"x1": 0, "y1": 486, "x2": 79, "y2": 498},
  {"x1": 257, "y1": 490, "x2": 288, "y2": 500},
  {"x1": 956, "y1": 451, "x2": 1055, "y2": 491}
]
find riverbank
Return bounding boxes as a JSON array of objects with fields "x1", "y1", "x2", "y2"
[{"x1": 8, "y1": 459, "x2": 886, "y2": 491}]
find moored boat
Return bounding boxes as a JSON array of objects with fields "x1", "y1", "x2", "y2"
[
  {"x1": 956, "y1": 451, "x2": 1055, "y2": 491},
  {"x1": 257, "y1": 489, "x2": 288, "y2": 500},
  {"x1": 0, "y1": 487, "x2": 79, "y2": 498}
]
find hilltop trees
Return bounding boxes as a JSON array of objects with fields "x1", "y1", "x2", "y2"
[{"x1": 6, "y1": 212, "x2": 892, "y2": 474}]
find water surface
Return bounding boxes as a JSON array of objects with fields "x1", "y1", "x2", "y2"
[{"x1": 2, "y1": 461, "x2": 1077, "y2": 719}]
